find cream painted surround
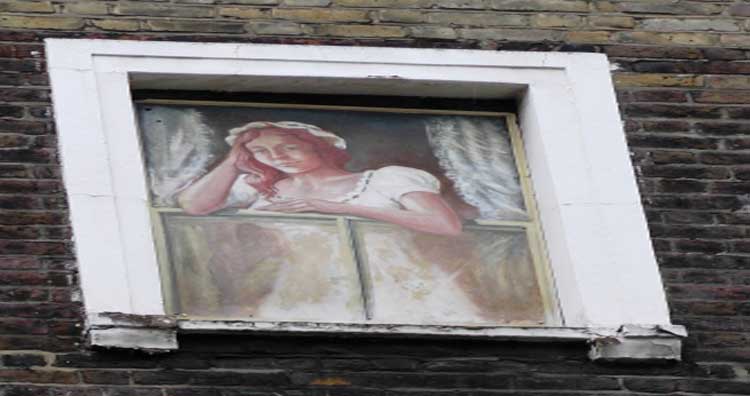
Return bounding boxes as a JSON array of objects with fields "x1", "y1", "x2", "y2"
[{"x1": 45, "y1": 39, "x2": 683, "y2": 358}]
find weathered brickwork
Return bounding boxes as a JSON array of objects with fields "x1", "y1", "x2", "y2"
[{"x1": 0, "y1": 0, "x2": 749, "y2": 394}]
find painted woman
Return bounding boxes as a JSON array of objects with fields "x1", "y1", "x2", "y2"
[{"x1": 179, "y1": 121, "x2": 462, "y2": 236}]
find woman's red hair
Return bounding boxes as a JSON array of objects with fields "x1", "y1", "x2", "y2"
[{"x1": 234, "y1": 128, "x2": 351, "y2": 197}]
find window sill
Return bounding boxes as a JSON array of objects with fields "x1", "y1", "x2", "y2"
[{"x1": 87, "y1": 313, "x2": 686, "y2": 362}]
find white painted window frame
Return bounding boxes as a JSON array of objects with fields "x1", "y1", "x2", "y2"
[{"x1": 46, "y1": 39, "x2": 684, "y2": 359}]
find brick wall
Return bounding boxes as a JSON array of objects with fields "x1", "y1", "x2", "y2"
[{"x1": 1, "y1": 0, "x2": 749, "y2": 394}]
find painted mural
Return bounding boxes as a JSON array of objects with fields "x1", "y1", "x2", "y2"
[{"x1": 136, "y1": 103, "x2": 550, "y2": 326}]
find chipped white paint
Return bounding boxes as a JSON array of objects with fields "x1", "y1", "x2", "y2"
[
  {"x1": 90, "y1": 317, "x2": 686, "y2": 359},
  {"x1": 590, "y1": 338, "x2": 682, "y2": 361},
  {"x1": 181, "y1": 321, "x2": 685, "y2": 361},
  {"x1": 179, "y1": 320, "x2": 684, "y2": 342},
  {"x1": 87, "y1": 312, "x2": 176, "y2": 328},
  {"x1": 46, "y1": 40, "x2": 678, "y2": 349},
  {"x1": 89, "y1": 328, "x2": 177, "y2": 352},
  {"x1": 589, "y1": 325, "x2": 685, "y2": 362},
  {"x1": 87, "y1": 312, "x2": 178, "y2": 351},
  {"x1": 588, "y1": 324, "x2": 685, "y2": 361}
]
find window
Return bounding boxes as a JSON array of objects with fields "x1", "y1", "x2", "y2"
[
  {"x1": 137, "y1": 101, "x2": 556, "y2": 326},
  {"x1": 46, "y1": 39, "x2": 684, "y2": 359}
]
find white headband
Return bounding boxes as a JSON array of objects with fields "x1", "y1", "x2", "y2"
[{"x1": 225, "y1": 121, "x2": 347, "y2": 149}]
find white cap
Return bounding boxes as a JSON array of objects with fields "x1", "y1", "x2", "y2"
[{"x1": 225, "y1": 121, "x2": 347, "y2": 149}]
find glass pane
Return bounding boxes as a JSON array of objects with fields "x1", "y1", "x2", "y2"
[
  {"x1": 353, "y1": 222, "x2": 545, "y2": 326},
  {"x1": 161, "y1": 214, "x2": 365, "y2": 322}
]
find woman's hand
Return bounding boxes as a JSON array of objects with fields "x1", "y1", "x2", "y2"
[
  {"x1": 179, "y1": 132, "x2": 260, "y2": 215},
  {"x1": 254, "y1": 193, "x2": 462, "y2": 236},
  {"x1": 226, "y1": 132, "x2": 258, "y2": 174},
  {"x1": 255, "y1": 199, "x2": 349, "y2": 215}
]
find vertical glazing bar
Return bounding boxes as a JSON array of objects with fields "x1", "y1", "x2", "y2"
[
  {"x1": 150, "y1": 209, "x2": 178, "y2": 315},
  {"x1": 507, "y1": 114, "x2": 562, "y2": 325},
  {"x1": 338, "y1": 218, "x2": 373, "y2": 320}
]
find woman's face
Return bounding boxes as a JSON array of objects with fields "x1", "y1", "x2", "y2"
[{"x1": 244, "y1": 128, "x2": 324, "y2": 174}]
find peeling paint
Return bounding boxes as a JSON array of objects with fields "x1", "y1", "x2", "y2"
[
  {"x1": 93, "y1": 312, "x2": 176, "y2": 328},
  {"x1": 87, "y1": 312, "x2": 179, "y2": 352},
  {"x1": 588, "y1": 325, "x2": 685, "y2": 362},
  {"x1": 178, "y1": 319, "x2": 595, "y2": 340},
  {"x1": 589, "y1": 337, "x2": 682, "y2": 362},
  {"x1": 89, "y1": 328, "x2": 177, "y2": 353},
  {"x1": 85, "y1": 313, "x2": 684, "y2": 361}
]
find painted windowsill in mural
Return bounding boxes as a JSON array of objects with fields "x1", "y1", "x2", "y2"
[{"x1": 137, "y1": 100, "x2": 558, "y2": 329}]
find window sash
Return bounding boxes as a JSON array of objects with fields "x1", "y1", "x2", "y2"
[
  {"x1": 141, "y1": 103, "x2": 558, "y2": 325},
  {"x1": 152, "y1": 209, "x2": 552, "y2": 323}
]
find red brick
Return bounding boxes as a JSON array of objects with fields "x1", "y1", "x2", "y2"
[
  {"x1": 674, "y1": 239, "x2": 726, "y2": 254},
  {"x1": 0, "y1": 106, "x2": 24, "y2": 118},
  {"x1": 0, "y1": 287, "x2": 48, "y2": 302},
  {"x1": 725, "y1": 138, "x2": 750, "y2": 150},
  {"x1": 696, "y1": 122, "x2": 750, "y2": 136},
  {"x1": 0, "y1": 336, "x2": 77, "y2": 352},
  {"x1": 0, "y1": 59, "x2": 41, "y2": 73},
  {"x1": 0, "y1": 257, "x2": 41, "y2": 270},
  {"x1": 693, "y1": 91, "x2": 750, "y2": 104},
  {"x1": 711, "y1": 182, "x2": 750, "y2": 195},
  {"x1": 605, "y1": 45, "x2": 702, "y2": 59},
  {"x1": 0, "y1": 72, "x2": 49, "y2": 86},
  {"x1": 0, "y1": 135, "x2": 32, "y2": 148},
  {"x1": 662, "y1": 211, "x2": 714, "y2": 224},
  {"x1": 0, "y1": 180, "x2": 61, "y2": 194},
  {"x1": 0, "y1": 89, "x2": 49, "y2": 103},
  {"x1": 0, "y1": 319, "x2": 48, "y2": 335},
  {"x1": 0, "y1": 240, "x2": 71, "y2": 255},
  {"x1": 81, "y1": 370, "x2": 130, "y2": 385},
  {"x1": 0, "y1": 196, "x2": 45, "y2": 210},
  {"x1": 0, "y1": 225, "x2": 41, "y2": 239},
  {"x1": 0, "y1": 211, "x2": 67, "y2": 225},
  {"x1": 641, "y1": 120, "x2": 691, "y2": 133},
  {"x1": 0, "y1": 149, "x2": 54, "y2": 163},
  {"x1": 632, "y1": 90, "x2": 689, "y2": 103},
  {"x1": 624, "y1": 104, "x2": 723, "y2": 119},
  {"x1": 727, "y1": 107, "x2": 750, "y2": 119},
  {"x1": 641, "y1": 165, "x2": 730, "y2": 180},
  {"x1": 47, "y1": 320, "x2": 81, "y2": 337},
  {"x1": 628, "y1": 134, "x2": 719, "y2": 150},
  {"x1": 657, "y1": 180, "x2": 709, "y2": 193},
  {"x1": 649, "y1": 150, "x2": 696, "y2": 164},
  {"x1": 1, "y1": 354, "x2": 48, "y2": 367},
  {"x1": 0, "y1": 369, "x2": 78, "y2": 384},
  {"x1": 699, "y1": 152, "x2": 750, "y2": 165},
  {"x1": 0, "y1": 44, "x2": 44, "y2": 59},
  {"x1": 0, "y1": 120, "x2": 49, "y2": 135},
  {"x1": 729, "y1": 3, "x2": 750, "y2": 16},
  {"x1": 671, "y1": 301, "x2": 738, "y2": 316}
]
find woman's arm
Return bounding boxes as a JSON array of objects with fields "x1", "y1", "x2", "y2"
[
  {"x1": 178, "y1": 160, "x2": 240, "y2": 215},
  {"x1": 256, "y1": 192, "x2": 463, "y2": 236},
  {"x1": 178, "y1": 133, "x2": 257, "y2": 215}
]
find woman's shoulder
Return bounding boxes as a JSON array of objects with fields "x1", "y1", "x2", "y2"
[
  {"x1": 371, "y1": 165, "x2": 432, "y2": 178},
  {"x1": 368, "y1": 165, "x2": 441, "y2": 195}
]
